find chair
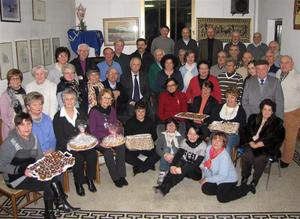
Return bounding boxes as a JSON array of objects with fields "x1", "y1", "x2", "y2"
[
  {"x1": 265, "y1": 155, "x2": 281, "y2": 190},
  {"x1": 0, "y1": 175, "x2": 42, "y2": 219}
]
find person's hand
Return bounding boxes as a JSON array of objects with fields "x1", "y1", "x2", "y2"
[
  {"x1": 163, "y1": 153, "x2": 174, "y2": 163},
  {"x1": 170, "y1": 166, "x2": 177, "y2": 174},
  {"x1": 194, "y1": 119, "x2": 203, "y2": 124},
  {"x1": 175, "y1": 167, "x2": 182, "y2": 174},
  {"x1": 199, "y1": 178, "x2": 206, "y2": 186},
  {"x1": 113, "y1": 90, "x2": 120, "y2": 99},
  {"x1": 24, "y1": 169, "x2": 33, "y2": 177},
  {"x1": 249, "y1": 141, "x2": 256, "y2": 149}
]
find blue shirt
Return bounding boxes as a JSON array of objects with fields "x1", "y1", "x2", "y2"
[
  {"x1": 32, "y1": 113, "x2": 56, "y2": 153},
  {"x1": 97, "y1": 61, "x2": 123, "y2": 81}
]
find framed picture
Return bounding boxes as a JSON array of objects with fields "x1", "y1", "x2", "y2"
[
  {"x1": 32, "y1": 0, "x2": 46, "y2": 21},
  {"x1": 0, "y1": 42, "x2": 14, "y2": 79},
  {"x1": 52, "y1": 37, "x2": 60, "y2": 62},
  {"x1": 197, "y1": 18, "x2": 251, "y2": 42},
  {"x1": 0, "y1": 0, "x2": 20, "y2": 22},
  {"x1": 103, "y1": 17, "x2": 139, "y2": 46},
  {"x1": 30, "y1": 39, "x2": 42, "y2": 67},
  {"x1": 16, "y1": 40, "x2": 30, "y2": 73},
  {"x1": 42, "y1": 38, "x2": 52, "y2": 66},
  {"x1": 294, "y1": 0, "x2": 300, "y2": 29}
]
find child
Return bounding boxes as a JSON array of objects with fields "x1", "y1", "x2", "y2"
[
  {"x1": 155, "y1": 118, "x2": 183, "y2": 184},
  {"x1": 154, "y1": 125, "x2": 207, "y2": 195}
]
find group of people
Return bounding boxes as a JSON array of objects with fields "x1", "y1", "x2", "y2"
[{"x1": 0, "y1": 25, "x2": 299, "y2": 219}]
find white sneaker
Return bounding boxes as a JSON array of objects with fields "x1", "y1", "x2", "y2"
[{"x1": 157, "y1": 171, "x2": 166, "y2": 185}]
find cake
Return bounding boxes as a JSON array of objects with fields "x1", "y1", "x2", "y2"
[
  {"x1": 67, "y1": 133, "x2": 98, "y2": 151},
  {"x1": 101, "y1": 134, "x2": 125, "y2": 148}
]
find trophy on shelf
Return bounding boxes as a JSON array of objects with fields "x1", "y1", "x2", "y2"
[{"x1": 76, "y1": 3, "x2": 87, "y2": 31}]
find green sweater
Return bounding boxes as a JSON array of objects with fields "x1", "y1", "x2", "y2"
[{"x1": 148, "y1": 62, "x2": 162, "y2": 94}]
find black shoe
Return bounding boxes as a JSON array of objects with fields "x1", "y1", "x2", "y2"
[
  {"x1": 44, "y1": 199, "x2": 56, "y2": 219},
  {"x1": 153, "y1": 186, "x2": 166, "y2": 196},
  {"x1": 241, "y1": 177, "x2": 248, "y2": 185},
  {"x1": 113, "y1": 179, "x2": 123, "y2": 188},
  {"x1": 120, "y1": 177, "x2": 128, "y2": 186},
  {"x1": 280, "y1": 160, "x2": 289, "y2": 168},
  {"x1": 249, "y1": 181, "x2": 257, "y2": 194},
  {"x1": 75, "y1": 183, "x2": 85, "y2": 196},
  {"x1": 150, "y1": 165, "x2": 156, "y2": 171},
  {"x1": 87, "y1": 180, "x2": 97, "y2": 192},
  {"x1": 133, "y1": 166, "x2": 142, "y2": 176}
]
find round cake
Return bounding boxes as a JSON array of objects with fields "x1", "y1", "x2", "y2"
[
  {"x1": 68, "y1": 133, "x2": 98, "y2": 151},
  {"x1": 101, "y1": 134, "x2": 125, "y2": 148}
]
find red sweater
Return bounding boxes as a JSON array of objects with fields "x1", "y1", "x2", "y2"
[
  {"x1": 185, "y1": 75, "x2": 221, "y2": 103},
  {"x1": 157, "y1": 91, "x2": 188, "y2": 121}
]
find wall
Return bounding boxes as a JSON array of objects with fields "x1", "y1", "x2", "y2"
[
  {"x1": 257, "y1": 0, "x2": 300, "y2": 71},
  {"x1": 0, "y1": 0, "x2": 75, "y2": 94}
]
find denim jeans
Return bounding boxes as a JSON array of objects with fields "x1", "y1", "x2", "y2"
[
  {"x1": 226, "y1": 134, "x2": 240, "y2": 154},
  {"x1": 159, "y1": 157, "x2": 171, "y2": 172}
]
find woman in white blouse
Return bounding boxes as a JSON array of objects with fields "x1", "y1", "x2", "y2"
[{"x1": 179, "y1": 50, "x2": 198, "y2": 92}]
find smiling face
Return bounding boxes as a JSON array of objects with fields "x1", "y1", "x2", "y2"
[
  {"x1": 256, "y1": 64, "x2": 269, "y2": 79},
  {"x1": 181, "y1": 27, "x2": 190, "y2": 40},
  {"x1": 27, "y1": 99, "x2": 43, "y2": 118},
  {"x1": 166, "y1": 122, "x2": 177, "y2": 133},
  {"x1": 16, "y1": 119, "x2": 32, "y2": 139},
  {"x1": 217, "y1": 51, "x2": 226, "y2": 66},
  {"x1": 107, "y1": 68, "x2": 119, "y2": 83},
  {"x1": 225, "y1": 61, "x2": 236, "y2": 74},
  {"x1": 198, "y1": 63, "x2": 209, "y2": 79},
  {"x1": 135, "y1": 108, "x2": 146, "y2": 121},
  {"x1": 164, "y1": 59, "x2": 174, "y2": 71},
  {"x1": 103, "y1": 48, "x2": 114, "y2": 63},
  {"x1": 154, "y1": 49, "x2": 164, "y2": 62},
  {"x1": 9, "y1": 75, "x2": 22, "y2": 90},
  {"x1": 253, "y1": 33, "x2": 262, "y2": 45},
  {"x1": 57, "y1": 52, "x2": 69, "y2": 65},
  {"x1": 130, "y1": 58, "x2": 141, "y2": 74},
  {"x1": 211, "y1": 135, "x2": 224, "y2": 151},
  {"x1": 114, "y1": 41, "x2": 124, "y2": 54},
  {"x1": 88, "y1": 72, "x2": 100, "y2": 84},
  {"x1": 63, "y1": 93, "x2": 76, "y2": 110},
  {"x1": 78, "y1": 46, "x2": 89, "y2": 60},
  {"x1": 137, "y1": 40, "x2": 147, "y2": 54},
  {"x1": 187, "y1": 127, "x2": 199, "y2": 143},
  {"x1": 226, "y1": 93, "x2": 238, "y2": 108},
  {"x1": 280, "y1": 56, "x2": 294, "y2": 74},
  {"x1": 34, "y1": 69, "x2": 47, "y2": 85},
  {"x1": 160, "y1": 27, "x2": 169, "y2": 38},
  {"x1": 63, "y1": 68, "x2": 75, "y2": 81},
  {"x1": 201, "y1": 85, "x2": 212, "y2": 97},
  {"x1": 247, "y1": 63, "x2": 256, "y2": 76},
  {"x1": 231, "y1": 32, "x2": 240, "y2": 44},
  {"x1": 166, "y1": 80, "x2": 178, "y2": 93},
  {"x1": 99, "y1": 92, "x2": 113, "y2": 109},
  {"x1": 262, "y1": 104, "x2": 273, "y2": 120},
  {"x1": 186, "y1": 53, "x2": 195, "y2": 65}
]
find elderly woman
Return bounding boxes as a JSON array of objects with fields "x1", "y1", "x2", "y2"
[
  {"x1": 157, "y1": 54, "x2": 184, "y2": 93},
  {"x1": 88, "y1": 89, "x2": 127, "y2": 188},
  {"x1": 240, "y1": 99, "x2": 285, "y2": 191},
  {"x1": 53, "y1": 88, "x2": 98, "y2": 196},
  {"x1": 0, "y1": 68, "x2": 26, "y2": 140},
  {"x1": 0, "y1": 113, "x2": 78, "y2": 219},
  {"x1": 26, "y1": 65, "x2": 58, "y2": 118},
  {"x1": 48, "y1": 47, "x2": 71, "y2": 84},
  {"x1": 207, "y1": 87, "x2": 246, "y2": 154},
  {"x1": 179, "y1": 50, "x2": 198, "y2": 91},
  {"x1": 25, "y1": 92, "x2": 56, "y2": 154},
  {"x1": 86, "y1": 68, "x2": 104, "y2": 112}
]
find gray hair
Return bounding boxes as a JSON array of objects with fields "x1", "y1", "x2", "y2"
[
  {"x1": 154, "y1": 48, "x2": 165, "y2": 56},
  {"x1": 31, "y1": 65, "x2": 48, "y2": 77},
  {"x1": 114, "y1": 38, "x2": 125, "y2": 46},
  {"x1": 77, "y1": 43, "x2": 89, "y2": 52},
  {"x1": 62, "y1": 88, "x2": 78, "y2": 103},
  {"x1": 62, "y1": 63, "x2": 76, "y2": 75},
  {"x1": 24, "y1": 91, "x2": 44, "y2": 106},
  {"x1": 106, "y1": 67, "x2": 119, "y2": 76},
  {"x1": 130, "y1": 57, "x2": 142, "y2": 66}
]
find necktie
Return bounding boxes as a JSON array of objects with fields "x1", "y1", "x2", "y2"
[
  {"x1": 260, "y1": 79, "x2": 264, "y2": 85},
  {"x1": 133, "y1": 74, "x2": 140, "y2": 102}
]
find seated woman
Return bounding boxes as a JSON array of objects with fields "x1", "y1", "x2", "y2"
[
  {"x1": 207, "y1": 87, "x2": 246, "y2": 154},
  {"x1": 154, "y1": 125, "x2": 206, "y2": 195},
  {"x1": 88, "y1": 88, "x2": 127, "y2": 188},
  {"x1": 25, "y1": 92, "x2": 56, "y2": 154},
  {"x1": 86, "y1": 68, "x2": 104, "y2": 112},
  {"x1": 0, "y1": 113, "x2": 78, "y2": 219},
  {"x1": 200, "y1": 131, "x2": 251, "y2": 203},
  {"x1": 0, "y1": 68, "x2": 26, "y2": 140},
  {"x1": 124, "y1": 101, "x2": 160, "y2": 176},
  {"x1": 241, "y1": 99, "x2": 285, "y2": 191},
  {"x1": 155, "y1": 118, "x2": 183, "y2": 184},
  {"x1": 53, "y1": 88, "x2": 98, "y2": 196}
]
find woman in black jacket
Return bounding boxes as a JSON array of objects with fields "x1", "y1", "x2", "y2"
[{"x1": 240, "y1": 99, "x2": 285, "y2": 191}]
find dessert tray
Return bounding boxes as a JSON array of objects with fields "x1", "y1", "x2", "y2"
[
  {"x1": 27, "y1": 151, "x2": 75, "y2": 181},
  {"x1": 67, "y1": 133, "x2": 98, "y2": 151},
  {"x1": 125, "y1": 134, "x2": 154, "y2": 151},
  {"x1": 208, "y1": 121, "x2": 240, "y2": 134},
  {"x1": 100, "y1": 134, "x2": 126, "y2": 148},
  {"x1": 175, "y1": 112, "x2": 209, "y2": 120}
]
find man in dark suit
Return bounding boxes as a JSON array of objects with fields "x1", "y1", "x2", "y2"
[
  {"x1": 197, "y1": 27, "x2": 223, "y2": 67},
  {"x1": 120, "y1": 57, "x2": 150, "y2": 123},
  {"x1": 174, "y1": 27, "x2": 198, "y2": 57}
]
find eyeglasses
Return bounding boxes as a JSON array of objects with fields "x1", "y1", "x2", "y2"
[
  {"x1": 167, "y1": 83, "x2": 177, "y2": 87},
  {"x1": 102, "y1": 96, "x2": 113, "y2": 100}
]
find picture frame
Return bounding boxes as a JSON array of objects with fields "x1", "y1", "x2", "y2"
[
  {"x1": 42, "y1": 38, "x2": 52, "y2": 66},
  {"x1": 52, "y1": 37, "x2": 60, "y2": 62},
  {"x1": 32, "y1": 0, "x2": 46, "y2": 21},
  {"x1": 197, "y1": 18, "x2": 251, "y2": 42},
  {"x1": 16, "y1": 40, "x2": 30, "y2": 73},
  {"x1": 0, "y1": 0, "x2": 20, "y2": 22},
  {"x1": 103, "y1": 17, "x2": 139, "y2": 46},
  {"x1": 0, "y1": 42, "x2": 14, "y2": 80},
  {"x1": 294, "y1": 0, "x2": 300, "y2": 29},
  {"x1": 30, "y1": 39, "x2": 43, "y2": 68}
]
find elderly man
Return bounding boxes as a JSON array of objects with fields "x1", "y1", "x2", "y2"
[
  {"x1": 198, "y1": 27, "x2": 223, "y2": 67},
  {"x1": 247, "y1": 32, "x2": 268, "y2": 61},
  {"x1": 276, "y1": 56, "x2": 300, "y2": 168},
  {"x1": 210, "y1": 50, "x2": 227, "y2": 77},
  {"x1": 236, "y1": 51, "x2": 254, "y2": 79},
  {"x1": 268, "y1": 40, "x2": 281, "y2": 67},
  {"x1": 97, "y1": 47, "x2": 123, "y2": 81},
  {"x1": 151, "y1": 25, "x2": 175, "y2": 55},
  {"x1": 113, "y1": 38, "x2": 130, "y2": 73},
  {"x1": 265, "y1": 50, "x2": 279, "y2": 77},
  {"x1": 174, "y1": 27, "x2": 198, "y2": 57},
  {"x1": 242, "y1": 60, "x2": 284, "y2": 119},
  {"x1": 224, "y1": 31, "x2": 247, "y2": 60},
  {"x1": 228, "y1": 45, "x2": 241, "y2": 64}
]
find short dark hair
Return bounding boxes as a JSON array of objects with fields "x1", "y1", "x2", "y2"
[
  {"x1": 201, "y1": 80, "x2": 214, "y2": 91},
  {"x1": 254, "y1": 59, "x2": 269, "y2": 66},
  {"x1": 161, "y1": 25, "x2": 170, "y2": 31},
  {"x1": 160, "y1": 54, "x2": 178, "y2": 69},
  {"x1": 134, "y1": 100, "x2": 147, "y2": 110},
  {"x1": 164, "y1": 77, "x2": 179, "y2": 89},
  {"x1": 164, "y1": 118, "x2": 179, "y2": 130},
  {"x1": 14, "y1": 112, "x2": 32, "y2": 126},
  {"x1": 103, "y1": 47, "x2": 114, "y2": 54},
  {"x1": 197, "y1": 60, "x2": 210, "y2": 69},
  {"x1": 136, "y1": 38, "x2": 146, "y2": 45},
  {"x1": 186, "y1": 125, "x2": 202, "y2": 137},
  {"x1": 7, "y1": 68, "x2": 23, "y2": 85},
  {"x1": 55, "y1": 47, "x2": 70, "y2": 62},
  {"x1": 184, "y1": 50, "x2": 196, "y2": 62},
  {"x1": 259, "y1": 99, "x2": 276, "y2": 113}
]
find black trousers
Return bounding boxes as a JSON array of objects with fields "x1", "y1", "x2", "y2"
[
  {"x1": 71, "y1": 149, "x2": 97, "y2": 184},
  {"x1": 159, "y1": 162, "x2": 202, "y2": 194},
  {"x1": 201, "y1": 181, "x2": 249, "y2": 203},
  {"x1": 241, "y1": 147, "x2": 268, "y2": 184},
  {"x1": 125, "y1": 148, "x2": 160, "y2": 172},
  {"x1": 99, "y1": 145, "x2": 126, "y2": 181}
]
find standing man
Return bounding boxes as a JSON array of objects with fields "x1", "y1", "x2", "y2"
[
  {"x1": 198, "y1": 27, "x2": 223, "y2": 67},
  {"x1": 236, "y1": 51, "x2": 254, "y2": 79},
  {"x1": 247, "y1": 32, "x2": 268, "y2": 61},
  {"x1": 210, "y1": 50, "x2": 227, "y2": 77},
  {"x1": 268, "y1": 40, "x2": 281, "y2": 67},
  {"x1": 265, "y1": 50, "x2": 279, "y2": 77},
  {"x1": 113, "y1": 38, "x2": 130, "y2": 73},
  {"x1": 151, "y1": 25, "x2": 175, "y2": 55},
  {"x1": 224, "y1": 31, "x2": 246, "y2": 61},
  {"x1": 174, "y1": 27, "x2": 198, "y2": 57},
  {"x1": 276, "y1": 55, "x2": 300, "y2": 168}
]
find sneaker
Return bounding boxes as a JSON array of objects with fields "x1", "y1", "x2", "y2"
[{"x1": 157, "y1": 171, "x2": 166, "y2": 185}]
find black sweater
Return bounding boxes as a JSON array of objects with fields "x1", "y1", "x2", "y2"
[{"x1": 124, "y1": 116, "x2": 157, "y2": 141}]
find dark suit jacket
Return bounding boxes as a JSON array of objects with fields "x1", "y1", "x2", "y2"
[
  {"x1": 197, "y1": 38, "x2": 223, "y2": 66},
  {"x1": 130, "y1": 50, "x2": 154, "y2": 74},
  {"x1": 174, "y1": 38, "x2": 198, "y2": 57}
]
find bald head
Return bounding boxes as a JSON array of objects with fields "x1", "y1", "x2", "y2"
[
  {"x1": 231, "y1": 31, "x2": 241, "y2": 44},
  {"x1": 253, "y1": 32, "x2": 262, "y2": 45}
]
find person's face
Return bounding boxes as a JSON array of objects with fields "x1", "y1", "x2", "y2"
[
  {"x1": 165, "y1": 59, "x2": 174, "y2": 71},
  {"x1": 187, "y1": 127, "x2": 199, "y2": 143},
  {"x1": 198, "y1": 64, "x2": 209, "y2": 78},
  {"x1": 207, "y1": 28, "x2": 215, "y2": 39},
  {"x1": 16, "y1": 119, "x2": 32, "y2": 139},
  {"x1": 107, "y1": 69, "x2": 119, "y2": 83},
  {"x1": 225, "y1": 61, "x2": 236, "y2": 74},
  {"x1": 166, "y1": 122, "x2": 177, "y2": 133},
  {"x1": 212, "y1": 136, "x2": 224, "y2": 150},
  {"x1": 88, "y1": 72, "x2": 100, "y2": 84},
  {"x1": 178, "y1": 51, "x2": 186, "y2": 63},
  {"x1": 186, "y1": 53, "x2": 195, "y2": 65},
  {"x1": 99, "y1": 92, "x2": 113, "y2": 109},
  {"x1": 232, "y1": 32, "x2": 240, "y2": 44},
  {"x1": 34, "y1": 69, "x2": 46, "y2": 85},
  {"x1": 280, "y1": 57, "x2": 294, "y2": 73},
  {"x1": 137, "y1": 41, "x2": 146, "y2": 54},
  {"x1": 154, "y1": 50, "x2": 164, "y2": 62},
  {"x1": 130, "y1": 59, "x2": 141, "y2": 73},
  {"x1": 57, "y1": 52, "x2": 69, "y2": 65},
  {"x1": 9, "y1": 75, "x2": 22, "y2": 90},
  {"x1": 114, "y1": 42, "x2": 124, "y2": 54},
  {"x1": 229, "y1": 46, "x2": 239, "y2": 58},
  {"x1": 27, "y1": 100, "x2": 43, "y2": 117},
  {"x1": 242, "y1": 53, "x2": 253, "y2": 66},
  {"x1": 269, "y1": 42, "x2": 279, "y2": 52},
  {"x1": 265, "y1": 52, "x2": 275, "y2": 65},
  {"x1": 63, "y1": 69, "x2": 75, "y2": 81},
  {"x1": 201, "y1": 85, "x2": 211, "y2": 97},
  {"x1": 135, "y1": 108, "x2": 146, "y2": 121},
  {"x1": 78, "y1": 47, "x2": 89, "y2": 60},
  {"x1": 181, "y1": 28, "x2": 190, "y2": 40},
  {"x1": 166, "y1": 80, "x2": 178, "y2": 93},
  {"x1": 247, "y1": 63, "x2": 256, "y2": 76},
  {"x1": 226, "y1": 94, "x2": 238, "y2": 107},
  {"x1": 262, "y1": 105, "x2": 273, "y2": 119},
  {"x1": 217, "y1": 52, "x2": 226, "y2": 66},
  {"x1": 253, "y1": 33, "x2": 262, "y2": 44},
  {"x1": 104, "y1": 49, "x2": 114, "y2": 62},
  {"x1": 63, "y1": 94, "x2": 76, "y2": 109},
  {"x1": 256, "y1": 64, "x2": 269, "y2": 79},
  {"x1": 160, "y1": 27, "x2": 169, "y2": 38}
]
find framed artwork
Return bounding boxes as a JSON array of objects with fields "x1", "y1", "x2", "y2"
[
  {"x1": 52, "y1": 37, "x2": 60, "y2": 62},
  {"x1": 103, "y1": 17, "x2": 139, "y2": 46},
  {"x1": 30, "y1": 39, "x2": 42, "y2": 67},
  {"x1": 16, "y1": 40, "x2": 30, "y2": 73},
  {"x1": 197, "y1": 18, "x2": 251, "y2": 42},
  {"x1": 42, "y1": 38, "x2": 52, "y2": 66},
  {"x1": 294, "y1": 0, "x2": 300, "y2": 29},
  {"x1": 0, "y1": 42, "x2": 14, "y2": 80},
  {"x1": 0, "y1": 0, "x2": 20, "y2": 22},
  {"x1": 32, "y1": 0, "x2": 46, "y2": 21}
]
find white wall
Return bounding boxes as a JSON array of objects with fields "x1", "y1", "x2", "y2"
[
  {"x1": 0, "y1": 0, "x2": 75, "y2": 94},
  {"x1": 257, "y1": 0, "x2": 300, "y2": 71}
]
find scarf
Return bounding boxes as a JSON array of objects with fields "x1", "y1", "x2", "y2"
[
  {"x1": 88, "y1": 81, "x2": 104, "y2": 112},
  {"x1": 204, "y1": 146, "x2": 225, "y2": 169},
  {"x1": 186, "y1": 138, "x2": 203, "y2": 148},
  {"x1": 7, "y1": 87, "x2": 26, "y2": 114},
  {"x1": 94, "y1": 105, "x2": 111, "y2": 115}
]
